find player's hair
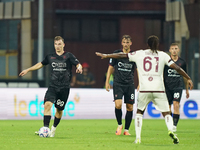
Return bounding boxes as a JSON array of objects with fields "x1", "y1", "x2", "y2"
[
  {"x1": 170, "y1": 43, "x2": 179, "y2": 47},
  {"x1": 147, "y1": 35, "x2": 159, "y2": 53},
  {"x1": 122, "y1": 35, "x2": 132, "y2": 41},
  {"x1": 54, "y1": 36, "x2": 64, "y2": 43}
]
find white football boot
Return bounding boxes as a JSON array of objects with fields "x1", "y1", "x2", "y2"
[{"x1": 50, "y1": 125, "x2": 56, "y2": 137}]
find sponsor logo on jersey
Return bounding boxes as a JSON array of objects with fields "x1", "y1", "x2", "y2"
[
  {"x1": 167, "y1": 69, "x2": 180, "y2": 77},
  {"x1": 118, "y1": 62, "x2": 132, "y2": 68},
  {"x1": 52, "y1": 62, "x2": 67, "y2": 68}
]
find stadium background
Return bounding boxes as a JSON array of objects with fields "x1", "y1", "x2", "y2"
[{"x1": 0, "y1": 0, "x2": 199, "y2": 120}]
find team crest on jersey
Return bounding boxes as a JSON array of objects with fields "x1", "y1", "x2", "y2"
[
  {"x1": 130, "y1": 52, "x2": 136, "y2": 55},
  {"x1": 148, "y1": 76, "x2": 153, "y2": 81},
  {"x1": 115, "y1": 94, "x2": 118, "y2": 97},
  {"x1": 63, "y1": 55, "x2": 66, "y2": 59}
]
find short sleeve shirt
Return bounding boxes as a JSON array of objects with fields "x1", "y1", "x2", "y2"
[
  {"x1": 109, "y1": 49, "x2": 136, "y2": 86},
  {"x1": 128, "y1": 49, "x2": 173, "y2": 91},
  {"x1": 41, "y1": 51, "x2": 80, "y2": 88}
]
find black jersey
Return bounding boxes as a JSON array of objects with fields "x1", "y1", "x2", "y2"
[
  {"x1": 109, "y1": 49, "x2": 136, "y2": 86},
  {"x1": 41, "y1": 51, "x2": 80, "y2": 88},
  {"x1": 164, "y1": 57, "x2": 187, "y2": 90}
]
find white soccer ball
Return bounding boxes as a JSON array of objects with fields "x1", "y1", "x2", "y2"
[{"x1": 39, "y1": 127, "x2": 51, "y2": 138}]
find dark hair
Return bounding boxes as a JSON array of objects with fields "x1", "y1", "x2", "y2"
[
  {"x1": 170, "y1": 43, "x2": 179, "y2": 47},
  {"x1": 147, "y1": 35, "x2": 159, "y2": 53},
  {"x1": 54, "y1": 36, "x2": 64, "y2": 43},
  {"x1": 122, "y1": 35, "x2": 132, "y2": 41}
]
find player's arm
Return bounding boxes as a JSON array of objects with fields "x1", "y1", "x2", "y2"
[
  {"x1": 169, "y1": 63, "x2": 193, "y2": 90},
  {"x1": 19, "y1": 62, "x2": 44, "y2": 76},
  {"x1": 183, "y1": 77, "x2": 189, "y2": 98},
  {"x1": 96, "y1": 52, "x2": 127, "y2": 59},
  {"x1": 105, "y1": 65, "x2": 114, "y2": 92},
  {"x1": 76, "y1": 63, "x2": 82, "y2": 74}
]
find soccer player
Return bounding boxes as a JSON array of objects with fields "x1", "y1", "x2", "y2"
[
  {"x1": 19, "y1": 36, "x2": 82, "y2": 137},
  {"x1": 105, "y1": 35, "x2": 136, "y2": 135},
  {"x1": 164, "y1": 43, "x2": 189, "y2": 132},
  {"x1": 95, "y1": 35, "x2": 193, "y2": 144}
]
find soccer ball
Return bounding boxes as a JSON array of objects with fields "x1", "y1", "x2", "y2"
[{"x1": 39, "y1": 127, "x2": 51, "y2": 138}]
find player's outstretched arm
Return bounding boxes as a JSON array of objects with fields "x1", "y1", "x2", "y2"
[
  {"x1": 170, "y1": 63, "x2": 193, "y2": 90},
  {"x1": 95, "y1": 52, "x2": 127, "y2": 59},
  {"x1": 19, "y1": 62, "x2": 43, "y2": 76}
]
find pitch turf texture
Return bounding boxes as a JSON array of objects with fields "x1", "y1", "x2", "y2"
[{"x1": 0, "y1": 119, "x2": 199, "y2": 150}]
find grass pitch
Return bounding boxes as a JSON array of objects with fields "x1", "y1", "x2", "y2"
[{"x1": 0, "y1": 119, "x2": 199, "y2": 150}]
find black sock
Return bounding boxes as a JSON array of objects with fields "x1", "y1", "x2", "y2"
[
  {"x1": 170, "y1": 112, "x2": 173, "y2": 117},
  {"x1": 173, "y1": 114, "x2": 180, "y2": 126},
  {"x1": 53, "y1": 116, "x2": 61, "y2": 127},
  {"x1": 115, "y1": 108, "x2": 122, "y2": 125},
  {"x1": 125, "y1": 111, "x2": 133, "y2": 130},
  {"x1": 43, "y1": 115, "x2": 51, "y2": 127}
]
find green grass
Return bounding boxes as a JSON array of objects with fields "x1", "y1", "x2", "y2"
[{"x1": 0, "y1": 119, "x2": 200, "y2": 150}]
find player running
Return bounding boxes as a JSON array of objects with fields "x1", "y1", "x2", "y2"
[
  {"x1": 105, "y1": 35, "x2": 136, "y2": 135},
  {"x1": 19, "y1": 36, "x2": 82, "y2": 137},
  {"x1": 96, "y1": 35, "x2": 193, "y2": 144},
  {"x1": 164, "y1": 43, "x2": 189, "y2": 132}
]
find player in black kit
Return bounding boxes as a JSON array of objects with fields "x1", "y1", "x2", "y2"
[
  {"x1": 19, "y1": 36, "x2": 82, "y2": 137},
  {"x1": 164, "y1": 43, "x2": 189, "y2": 132},
  {"x1": 105, "y1": 35, "x2": 136, "y2": 135}
]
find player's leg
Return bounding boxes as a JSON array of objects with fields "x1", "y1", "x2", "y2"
[
  {"x1": 43, "y1": 87, "x2": 56, "y2": 128},
  {"x1": 172, "y1": 89, "x2": 182, "y2": 132},
  {"x1": 154, "y1": 93, "x2": 179, "y2": 144},
  {"x1": 50, "y1": 108, "x2": 63, "y2": 137},
  {"x1": 50, "y1": 88, "x2": 70, "y2": 137},
  {"x1": 134, "y1": 109, "x2": 144, "y2": 144},
  {"x1": 113, "y1": 84, "x2": 124, "y2": 135},
  {"x1": 115, "y1": 99, "x2": 123, "y2": 135},
  {"x1": 124, "y1": 85, "x2": 135, "y2": 135},
  {"x1": 134, "y1": 92, "x2": 150, "y2": 144},
  {"x1": 35, "y1": 87, "x2": 55, "y2": 135}
]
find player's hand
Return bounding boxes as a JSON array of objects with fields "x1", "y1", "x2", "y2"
[
  {"x1": 188, "y1": 79, "x2": 193, "y2": 90},
  {"x1": 19, "y1": 69, "x2": 28, "y2": 76},
  {"x1": 186, "y1": 90, "x2": 189, "y2": 99},
  {"x1": 95, "y1": 52, "x2": 107, "y2": 59},
  {"x1": 76, "y1": 65, "x2": 82, "y2": 74},
  {"x1": 105, "y1": 82, "x2": 110, "y2": 92}
]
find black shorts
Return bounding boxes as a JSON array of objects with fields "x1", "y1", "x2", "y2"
[
  {"x1": 113, "y1": 83, "x2": 135, "y2": 104},
  {"x1": 44, "y1": 87, "x2": 70, "y2": 110},
  {"x1": 165, "y1": 88, "x2": 182, "y2": 105}
]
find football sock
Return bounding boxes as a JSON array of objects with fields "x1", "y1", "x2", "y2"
[
  {"x1": 43, "y1": 115, "x2": 51, "y2": 127},
  {"x1": 170, "y1": 112, "x2": 173, "y2": 116},
  {"x1": 135, "y1": 114, "x2": 143, "y2": 140},
  {"x1": 125, "y1": 110, "x2": 133, "y2": 130},
  {"x1": 173, "y1": 114, "x2": 180, "y2": 126},
  {"x1": 165, "y1": 114, "x2": 173, "y2": 131},
  {"x1": 53, "y1": 116, "x2": 61, "y2": 127},
  {"x1": 115, "y1": 108, "x2": 122, "y2": 125}
]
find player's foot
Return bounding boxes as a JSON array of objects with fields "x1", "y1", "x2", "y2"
[
  {"x1": 35, "y1": 131, "x2": 39, "y2": 135},
  {"x1": 50, "y1": 125, "x2": 56, "y2": 137},
  {"x1": 115, "y1": 125, "x2": 123, "y2": 135},
  {"x1": 168, "y1": 131, "x2": 179, "y2": 144},
  {"x1": 172, "y1": 125, "x2": 177, "y2": 132},
  {"x1": 134, "y1": 138, "x2": 141, "y2": 144},
  {"x1": 123, "y1": 131, "x2": 131, "y2": 135}
]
